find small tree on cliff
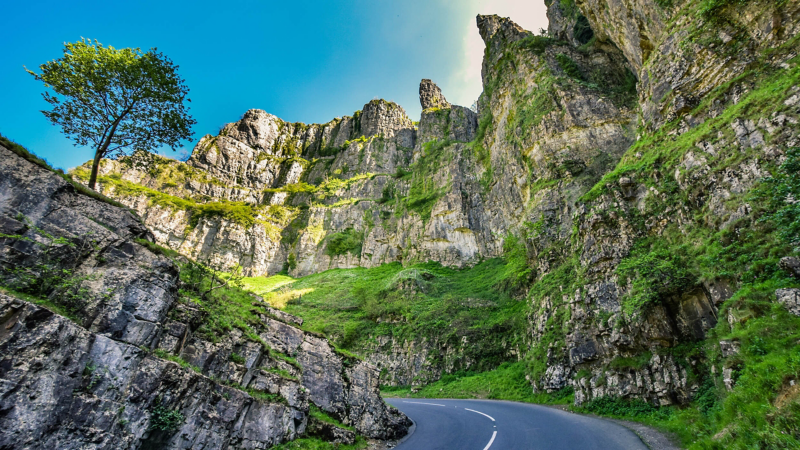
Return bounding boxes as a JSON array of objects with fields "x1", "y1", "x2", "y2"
[{"x1": 26, "y1": 38, "x2": 196, "y2": 190}]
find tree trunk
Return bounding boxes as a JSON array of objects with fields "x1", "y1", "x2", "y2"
[
  {"x1": 88, "y1": 119, "x2": 121, "y2": 190},
  {"x1": 88, "y1": 148, "x2": 104, "y2": 190}
]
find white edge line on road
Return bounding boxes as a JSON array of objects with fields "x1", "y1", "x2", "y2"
[
  {"x1": 482, "y1": 430, "x2": 497, "y2": 450},
  {"x1": 465, "y1": 408, "x2": 496, "y2": 422},
  {"x1": 402, "y1": 401, "x2": 446, "y2": 406}
]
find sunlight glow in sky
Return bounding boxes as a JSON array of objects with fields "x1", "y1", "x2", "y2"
[{"x1": 0, "y1": 0, "x2": 548, "y2": 170}]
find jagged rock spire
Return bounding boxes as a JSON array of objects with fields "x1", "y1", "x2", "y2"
[
  {"x1": 476, "y1": 14, "x2": 530, "y2": 45},
  {"x1": 419, "y1": 79, "x2": 451, "y2": 110}
]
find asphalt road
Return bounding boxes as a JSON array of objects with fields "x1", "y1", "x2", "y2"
[{"x1": 386, "y1": 398, "x2": 648, "y2": 450}]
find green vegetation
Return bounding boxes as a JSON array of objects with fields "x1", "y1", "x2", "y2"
[
  {"x1": 0, "y1": 214, "x2": 99, "y2": 322},
  {"x1": 382, "y1": 361, "x2": 574, "y2": 404},
  {"x1": 309, "y1": 405, "x2": 354, "y2": 431},
  {"x1": 266, "y1": 172, "x2": 376, "y2": 200},
  {"x1": 72, "y1": 167, "x2": 295, "y2": 235},
  {"x1": 392, "y1": 138, "x2": 454, "y2": 222},
  {"x1": 246, "y1": 258, "x2": 526, "y2": 375},
  {"x1": 153, "y1": 349, "x2": 201, "y2": 373},
  {"x1": 511, "y1": 35, "x2": 558, "y2": 56},
  {"x1": 148, "y1": 402, "x2": 184, "y2": 432},
  {"x1": 134, "y1": 238, "x2": 181, "y2": 259},
  {"x1": 27, "y1": 38, "x2": 195, "y2": 190},
  {"x1": 554, "y1": 43, "x2": 800, "y2": 448},
  {"x1": 698, "y1": 0, "x2": 754, "y2": 24},
  {"x1": 273, "y1": 437, "x2": 367, "y2": 450},
  {"x1": 575, "y1": 396, "x2": 670, "y2": 419},
  {"x1": 467, "y1": 110, "x2": 494, "y2": 191},
  {"x1": 608, "y1": 352, "x2": 652, "y2": 371},
  {"x1": 505, "y1": 68, "x2": 559, "y2": 148},
  {"x1": 755, "y1": 146, "x2": 800, "y2": 244},
  {"x1": 324, "y1": 227, "x2": 363, "y2": 257},
  {"x1": 1, "y1": 133, "x2": 133, "y2": 212},
  {"x1": 266, "y1": 367, "x2": 298, "y2": 380},
  {"x1": 572, "y1": 14, "x2": 594, "y2": 45},
  {"x1": 582, "y1": 37, "x2": 800, "y2": 203},
  {"x1": 556, "y1": 53, "x2": 583, "y2": 80},
  {"x1": 616, "y1": 238, "x2": 694, "y2": 317}
]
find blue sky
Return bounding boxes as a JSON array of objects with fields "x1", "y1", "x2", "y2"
[{"x1": 0, "y1": 0, "x2": 547, "y2": 170}]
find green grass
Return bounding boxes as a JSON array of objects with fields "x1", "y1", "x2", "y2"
[
  {"x1": 547, "y1": 44, "x2": 800, "y2": 449},
  {"x1": 0, "y1": 133, "x2": 135, "y2": 213},
  {"x1": 581, "y1": 42, "x2": 800, "y2": 204},
  {"x1": 395, "y1": 138, "x2": 454, "y2": 222},
  {"x1": 249, "y1": 258, "x2": 527, "y2": 375},
  {"x1": 266, "y1": 367, "x2": 298, "y2": 380},
  {"x1": 72, "y1": 168, "x2": 267, "y2": 230},
  {"x1": 382, "y1": 361, "x2": 574, "y2": 404},
  {"x1": 242, "y1": 274, "x2": 297, "y2": 296},
  {"x1": 134, "y1": 238, "x2": 181, "y2": 259},
  {"x1": 272, "y1": 437, "x2": 367, "y2": 450},
  {"x1": 153, "y1": 349, "x2": 201, "y2": 373},
  {"x1": 309, "y1": 405, "x2": 354, "y2": 431},
  {"x1": 0, "y1": 286, "x2": 80, "y2": 323},
  {"x1": 556, "y1": 53, "x2": 583, "y2": 80}
]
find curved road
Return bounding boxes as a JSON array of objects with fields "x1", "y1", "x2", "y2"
[{"x1": 386, "y1": 398, "x2": 648, "y2": 450}]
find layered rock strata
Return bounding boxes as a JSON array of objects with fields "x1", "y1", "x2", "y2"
[
  {"x1": 0, "y1": 144, "x2": 409, "y2": 449},
  {"x1": 63, "y1": 0, "x2": 800, "y2": 411}
]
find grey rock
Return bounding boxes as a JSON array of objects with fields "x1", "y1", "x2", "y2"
[
  {"x1": 0, "y1": 146, "x2": 410, "y2": 447},
  {"x1": 719, "y1": 340, "x2": 741, "y2": 358},
  {"x1": 780, "y1": 257, "x2": 800, "y2": 279},
  {"x1": 307, "y1": 418, "x2": 356, "y2": 445},
  {"x1": 419, "y1": 79, "x2": 451, "y2": 110},
  {"x1": 776, "y1": 288, "x2": 800, "y2": 316}
]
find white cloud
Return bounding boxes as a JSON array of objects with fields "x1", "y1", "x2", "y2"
[{"x1": 446, "y1": 0, "x2": 549, "y2": 108}]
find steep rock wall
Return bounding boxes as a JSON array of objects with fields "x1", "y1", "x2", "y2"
[{"x1": 0, "y1": 144, "x2": 410, "y2": 448}]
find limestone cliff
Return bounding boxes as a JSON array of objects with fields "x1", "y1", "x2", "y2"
[
  {"x1": 64, "y1": 0, "x2": 800, "y2": 430},
  {"x1": 0, "y1": 144, "x2": 410, "y2": 448}
]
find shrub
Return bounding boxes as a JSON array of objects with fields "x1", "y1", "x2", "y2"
[
  {"x1": 324, "y1": 228, "x2": 363, "y2": 257},
  {"x1": 616, "y1": 238, "x2": 695, "y2": 316},
  {"x1": 577, "y1": 396, "x2": 670, "y2": 419},
  {"x1": 230, "y1": 352, "x2": 246, "y2": 364},
  {"x1": 148, "y1": 403, "x2": 184, "y2": 432}
]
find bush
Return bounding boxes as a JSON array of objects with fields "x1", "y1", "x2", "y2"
[
  {"x1": 616, "y1": 238, "x2": 695, "y2": 316},
  {"x1": 577, "y1": 396, "x2": 669, "y2": 419},
  {"x1": 324, "y1": 228, "x2": 363, "y2": 257},
  {"x1": 149, "y1": 403, "x2": 184, "y2": 432}
]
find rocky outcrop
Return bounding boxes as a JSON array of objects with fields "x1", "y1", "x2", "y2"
[
  {"x1": 777, "y1": 288, "x2": 800, "y2": 316},
  {"x1": 0, "y1": 144, "x2": 409, "y2": 448},
  {"x1": 59, "y1": 0, "x2": 800, "y2": 413},
  {"x1": 419, "y1": 79, "x2": 451, "y2": 110},
  {"x1": 0, "y1": 295, "x2": 306, "y2": 449}
]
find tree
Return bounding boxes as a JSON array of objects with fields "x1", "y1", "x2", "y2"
[{"x1": 26, "y1": 38, "x2": 196, "y2": 190}]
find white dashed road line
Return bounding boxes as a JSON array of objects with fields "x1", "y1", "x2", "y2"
[
  {"x1": 463, "y1": 408, "x2": 498, "y2": 449},
  {"x1": 465, "y1": 408, "x2": 496, "y2": 422},
  {"x1": 402, "y1": 401, "x2": 446, "y2": 407},
  {"x1": 401, "y1": 402, "x2": 498, "y2": 449},
  {"x1": 483, "y1": 430, "x2": 498, "y2": 450}
]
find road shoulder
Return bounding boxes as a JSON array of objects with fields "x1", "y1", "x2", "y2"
[{"x1": 544, "y1": 405, "x2": 680, "y2": 450}]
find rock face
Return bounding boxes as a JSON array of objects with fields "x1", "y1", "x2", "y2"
[
  {"x1": 0, "y1": 145, "x2": 409, "y2": 449},
  {"x1": 419, "y1": 79, "x2": 451, "y2": 110},
  {"x1": 62, "y1": 0, "x2": 800, "y2": 413}
]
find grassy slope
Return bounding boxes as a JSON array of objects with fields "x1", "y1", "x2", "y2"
[
  {"x1": 250, "y1": 18, "x2": 800, "y2": 450},
  {"x1": 243, "y1": 258, "x2": 527, "y2": 377},
  {"x1": 381, "y1": 361, "x2": 574, "y2": 405}
]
